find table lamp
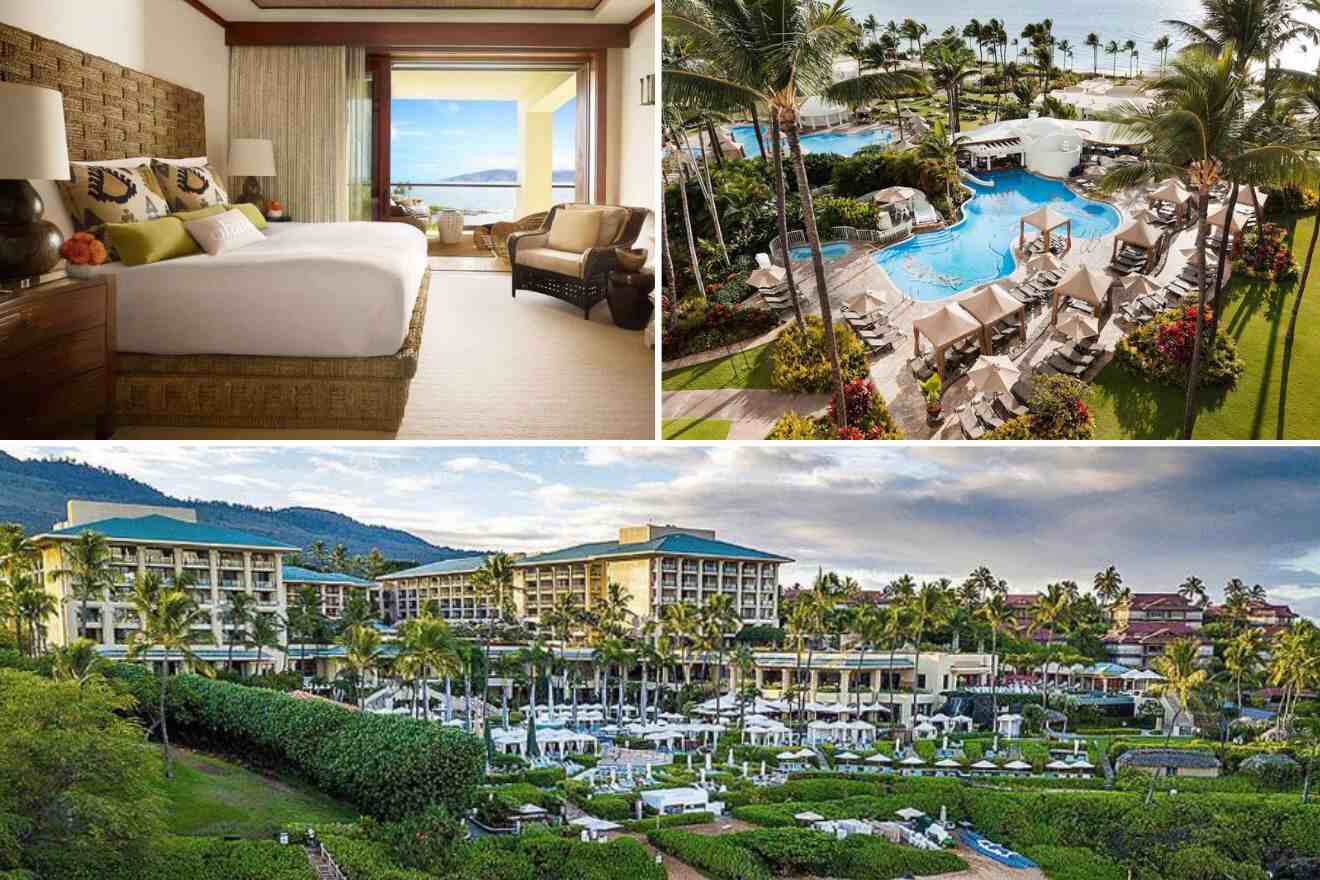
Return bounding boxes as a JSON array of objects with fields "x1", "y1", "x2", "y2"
[
  {"x1": 0, "y1": 82, "x2": 70, "y2": 284},
  {"x1": 229, "y1": 138, "x2": 275, "y2": 209}
]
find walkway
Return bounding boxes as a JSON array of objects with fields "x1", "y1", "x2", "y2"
[{"x1": 663, "y1": 389, "x2": 831, "y2": 439}]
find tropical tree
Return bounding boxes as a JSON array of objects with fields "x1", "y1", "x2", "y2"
[
  {"x1": 880, "y1": 598, "x2": 910, "y2": 723},
  {"x1": 922, "y1": 42, "x2": 978, "y2": 132},
  {"x1": 977, "y1": 593, "x2": 1014, "y2": 725},
  {"x1": 50, "y1": 531, "x2": 112, "y2": 644},
  {"x1": 1098, "y1": 44, "x2": 1320, "y2": 437},
  {"x1": 1154, "y1": 35, "x2": 1172, "y2": 73},
  {"x1": 51, "y1": 636, "x2": 109, "y2": 689},
  {"x1": 222, "y1": 589, "x2": 257, "y2": 672},
  {"x1": 1178, "y1": 576, "x2": 1209, "y2": 607},
  {"x1": 125, "y1": 571, "x2": 205, "y2": 776},
  {"x1": 904, "y1": 580, "x2": 947, "y2": 726},
  {"x1": 1147, "y1": 637, "x2": 1210, "y2": 801},
  {"x1": 1221, "y1": 625, "x2": 1265, "y2": 717},
  {"x1": 1268, "y1": 620, "x2": 1320, "y2": 735},
  {"x1": 1092, "y1": 565, "x2": 1126, "y2": 609},
  {"x1": 849, "y1": 603, "x2": 884, "y2": 714},
  {"x1": 703, "y1": 593, "x2": 739, "y2": 717},
  {"x1": 12, "y1": 576, "x2": 56, "y2": 657},
  {"x1": 472, "y1": 552, "x2": 516, "y2": 724},
  {"x1": 399, "y1": 614, "x2": 461, "y2": 721},
  {"x1": 248, "y1": 612, "x2": 283, "y2": 671},
  {"x1": 1124, "y1": 39, "x2": 1138, "y2": 76},
  {"x1": 1085, "y1": 33, "x2": 1101, "y2": 74},
  {"x1": 341, "y1": 623, "x2": 383, "y2": 710},
  {"x1": 1104, "y1": 40, "x2": 1121, "y2": 77}
]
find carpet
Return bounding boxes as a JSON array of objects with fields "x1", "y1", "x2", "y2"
[
  {"x1": 428, "y1": 232, "x2": 508, "y2": 273},
  {"x1": 113, "y1": 269, "x2": 655, "y2": 440}
]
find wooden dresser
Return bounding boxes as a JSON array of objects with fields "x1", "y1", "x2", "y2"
[{"x1": 0, "y1": 275, "x2": 116, "y2": 439}]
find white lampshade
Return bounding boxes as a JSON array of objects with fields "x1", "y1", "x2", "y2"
[
  {"x1": 0, "y1": 83, "x2": 70, "y2": 180},
  {"x1": 228, "y1": 138, "x2": 276, "y2": 177}
]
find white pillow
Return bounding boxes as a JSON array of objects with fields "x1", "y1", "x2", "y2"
[
  {"x1": 185, "y1": 208, "x2": 265, "y2": 256},
  {"x1": 547, "y1": 208, "x2": 602, "y2": 252},
  {"x1": 171, "y1": 156, "x2": 211, "y2": 168},
  {"x1": 71, "y1": 156, "x2": 151, "y2": 170}
]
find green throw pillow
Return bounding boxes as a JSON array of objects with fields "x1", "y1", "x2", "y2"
[
  {"x1": 224, "y1": 202, "x2": 269, "y2": 230},
  {"x1": 172, "y1": 205, "x2": 227, "y2": 223},
  {"x1": 106, "y1": 217, "x2": 201, "y2": 266}
]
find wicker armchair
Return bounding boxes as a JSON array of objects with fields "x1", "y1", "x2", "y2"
[
  {"x1": 507, "y1": 203, "x2": 649, "y2": 318},
  {"x1": 385, "y1": 198, "x2": 429, "y2": 234}
]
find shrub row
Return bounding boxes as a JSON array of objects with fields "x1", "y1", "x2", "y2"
[
  {"x1": 114, "y1": 664, "x2": 484, "y2": 820},
  {"x1": 33, "y1": 838, "x2": 314, "y2": 880},
  {"x1": 620, "y1": 810, "x2": 715, "y2": 832},
  {"x1": 647, "y1": 829, "x2": 773, "y2": 880}
]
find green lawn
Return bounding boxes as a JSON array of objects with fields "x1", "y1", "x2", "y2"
[
  {"x1": 662, "y1": 341, "x2": 776, "y2": 391},
  {"x1": 150, "y1": 748, "x2": 358, "y2": 837},
  {"x1": 663, "y1": 418, "x2": 733, "y2": 440},
  {"x1": 1090, "y1": 213, "x2": 1320, "y2": 439}
]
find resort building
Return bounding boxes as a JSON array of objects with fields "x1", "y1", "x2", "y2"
[
  {"x1": 1110, "y1": 592, "x2": 1206, "y2": 628},
  {"x1": 31, "y1": 500, "x2": 296, "y2": 672},
  {"x1": 512, "y1": 525, "x2": 792, "y2": 626},
  {"x1": 374, "y1": 556, "x2": 504, "y2": 626},
  {"x1": 283, "y1": 566, "x2": 374, "y2": 621},
  {"x1": 1204, "y1": 600, "x2": 1298, "y2": 635},
  {"x1": 957, "y1": 117, "x2": 1143, "y2": 177}
]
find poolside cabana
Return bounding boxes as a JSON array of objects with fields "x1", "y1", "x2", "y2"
[
  {"x1": 898, "y1": 754, "x2": 928, "y2": 776},
  {"x1": 913, "y1": 302, "x2": 984, "y2": 379},
  {"x1": 1148, "y1": 179, "x2": 1194, "y2": 224},
  {"x1": 1112, "y1": 219, "x2": 1163, "y2": 272},
  {"x1": 1019, "y1": 205, "x2": 1072, "y2": 255},
  {"x1": 1050, "y1": 266, "x2": 1114, "y2": 326},
  {"x1": 934, "y1": 758, "x2": 963, "y2": 777},
  {"x1": 799, "y1": 95, "x2": 850, "y2": 129},
  {"x1": 835, "y1": 751, "x2": 863, "y2": 773},
  {"x1": 1003, "y1": 759, "x2": 1033, "y2": 775},
  {"x1": 969, "y1": 759, "x2": 999, "y2": 775},
  {"x1": 962, "y1": 283, "x2": 1027, "y2": 352}
]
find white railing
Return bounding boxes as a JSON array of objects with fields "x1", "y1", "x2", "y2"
[{"x1": 317, "y1": 842, "x2": 347, "y2": 880}]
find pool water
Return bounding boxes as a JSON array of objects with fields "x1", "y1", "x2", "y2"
[
  {"x1": 789, "y1": 241, "x2": 852, "y2": 261},
  {"x1": 730, "y1": 124, "x2": 895, "y2": 158},
  {"x1": 871, "y1": 169, "x2": 1121, "y2": 301}
]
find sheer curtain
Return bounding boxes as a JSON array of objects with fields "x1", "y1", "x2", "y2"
[
  {"x1": 229, "y1": 46, "x2": 350, "y2": 222},
  {"x1": 345, "y1": 48, "x2": 373, "y2": 222}
]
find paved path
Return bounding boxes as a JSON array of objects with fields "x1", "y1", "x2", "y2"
[{"x1": 663, "y1": 389, "x2": 830, "y2": 439}]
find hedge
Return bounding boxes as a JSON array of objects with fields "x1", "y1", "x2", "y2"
[
  {"x1": 620, "y1": 811, "x2": 715, "y2": 832},
  {"x1": 581, "y1": 794, "x2": 635, "y2": 821},
  {"x1": 32, "y1": 837, "x2": 315, "y2": 880},
  {"x1": 114, "y1": 664, "x2": 484, "y2": 821},
  {"x1": 1021, "y1": 846, "x2": 1125, "y2": 880},
  {"x1": 647, "y1": 829, "x2": 773, "y2": 880},
  {"x1": 320, "y1": 835, "x2": 433, "y2": 880}
]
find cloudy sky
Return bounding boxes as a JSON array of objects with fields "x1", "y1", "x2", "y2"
[{"x1": 5, "y1": 444, "x2": 1318, "y2": 621}]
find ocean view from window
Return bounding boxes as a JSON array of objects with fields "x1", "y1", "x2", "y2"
[{"x1": 391, "y1": 97, "x2": 578, "y2": 224}]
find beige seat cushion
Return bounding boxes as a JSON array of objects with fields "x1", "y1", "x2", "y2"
[
  {"x1": 516, "y1": 246, "x2": 588, "y2": 279},
  {"x1": 547, "y1": 208, "x2": 602, "y2": 252}
]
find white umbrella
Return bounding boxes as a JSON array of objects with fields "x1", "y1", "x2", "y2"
[
  {"x1": 1056, "y1": 311, "x2": 1100, "y2": 341},
  {"x1": 968, "y1": 355, "x2": 1021, "y2": 396},
  {"x1": 846, "y1": 290, "x2": 889, "y2": 315},
  {"x1": 1122, "y1": 274, "x2": 1163, "y2": 298}
]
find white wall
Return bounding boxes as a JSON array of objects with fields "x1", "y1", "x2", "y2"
[
  {"x1": 1, "y1": 0, "x2": 229, "y2": 173},
  {"x1": 608, "y1": 12, "x2": 656, "y2": 259}
]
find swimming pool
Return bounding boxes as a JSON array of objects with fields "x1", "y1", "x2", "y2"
[
  {"x1": 871, "y1": 170, "x2": 1121, "y2": 301},
  {"x1": 730, "y1": 124, "x2": 895, "y2": 158},
  {"x1": 788, "y1": 241, "x2": 853, "y2": 261}
]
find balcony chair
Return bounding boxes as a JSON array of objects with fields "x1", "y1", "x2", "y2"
[{"x1": 507, "y1": 203, "x2": 650, "y2": 318}]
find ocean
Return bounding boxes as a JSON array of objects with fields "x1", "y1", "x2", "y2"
[
  {"x1": 394, "y1": 185, "x2": 578, "y2": 226},
  {"x1": 845, "y1": 0, "x2": 1319, "y2": 74}
]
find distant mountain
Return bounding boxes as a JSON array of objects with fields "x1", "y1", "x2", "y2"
[
  {"x1": 442, "y1": 168, "x2": 577, "y2": 184},
  {"x1": 0, "y1": 452, "x2": 482, "y2": 565}
]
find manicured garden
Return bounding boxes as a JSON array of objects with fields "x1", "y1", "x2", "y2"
[
  {"x1": 662, "y1": 417, "x2": 734, "y2": 440},
  {"x1": 662, "y1": 341, "x2": 777, "y2": 391},
  {"x1": 1090, "y1": 213, "x2": 1320, "y2": 439}
]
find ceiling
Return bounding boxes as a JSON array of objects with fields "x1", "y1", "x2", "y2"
[{"x1": 201, "y1": 0, "x2": 650, "y2": 22}]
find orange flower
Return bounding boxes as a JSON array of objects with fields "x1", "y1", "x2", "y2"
[
  {"x1": 88, "y1": 240, "x2": 108, "y2": 265},
  {"x1": 72, "y1": 231, "x2": 95, "y2": 244},
  {"x1": 63, "y1": 239, "x2": 91, "y2": 265}
]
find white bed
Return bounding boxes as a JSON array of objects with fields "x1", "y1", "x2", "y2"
[{"x1": 78, "y1": 221, "x2": 428, "y2": 358}]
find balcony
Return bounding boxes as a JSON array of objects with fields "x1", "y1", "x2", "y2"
[
  {"x1": 218, "y1": 555, "x2": 244, "y2": 569},
  {"x1": 251, "y1": 556, "x2": 275, "y2": 571},
  {"x1": 181, "y1": 552, "x2": 210, "y2": 568}
]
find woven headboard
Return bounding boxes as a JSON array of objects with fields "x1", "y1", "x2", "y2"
[{"x1": 0, "y1": 22, "x2": 206, "y2": 161}]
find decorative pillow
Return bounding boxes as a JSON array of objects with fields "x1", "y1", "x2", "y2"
[
  {"x1": 184, "y1": 209, "x2": 265, "y2": 256},
  {"x1": 564, "y1": 203, "x2": 629, "y2": 246},
  {"x1": 58, "y1": 163, "x2": 170, "y2": 257},
  {"x1": 150, "y1": 160, "x2": 230, "y2": 212},
  {"x1": 547, "y1": 208, "x2": 602, "y2": 253},
  {"x1": 225, "y1": 202, "x2": 269, "y2": 230},
  {"x1": 172, "y1": 205, "x2": 228, "y2": 224},
  {"x1": 106, "y1": 217, "x2": 201, "y2": 266}
]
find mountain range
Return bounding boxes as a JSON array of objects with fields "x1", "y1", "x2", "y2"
[
  {"x1": 442, "y1": 168, "x2": 577, "y2": 184},
  {"x1": 0, "y1": 452, "x2": 479, "y2": 565}
]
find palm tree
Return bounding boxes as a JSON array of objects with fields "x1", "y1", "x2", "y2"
[
  {"x1": 976, "y1": 593, "x2": 1013, "y2": 726},
  {"x1": 662, "y1": 107, "x2": 707, "y2": 301},
  {"x1": 248, "y1": 612, "x2": 283, "y2": 672},
  {"x1": 916, "y1": 121, "x2": 967, "y2": 211},
  {"x1": 667, "y1": 0, "x2": 922, "y2": 428},
  {"x1": 472, "y1": 552, "x2": 515, "y2": 723},
  {"x1": 341, "y1": 623, "x2": 383, "y2": 710},
  {"x1": 1097, "y1": 45, "x2": 1320, "y2": 438},
  {"x1": 1104, "y1": 40, "x2": 1121, "y2": 77},
  {"x1": 1092, "y1": 565, "x2": 1125, "y2": 609},
  {"x1": 1058, "y1": 40, "x2": 1074, "y2": 72},
  {"x1": 1085, "y1": 33, "x2": 1100, "y2": 74},
  {"x1": 904, "y1": 580, "x2": 947, "y2": 726},
  {"x1": 222, "y1": 590, "x2": 257, "y2": 671},
  {"x1": 662, "y1": 601, "x2": 699, "y2": 686},
  {"x1": 1222, "y1": 626, "x2": 1265, "y2": 718},
  {"x1": 785, "y1": 600, "x2": 813, "y2": 733},
  {"x1": 1154, "y1": 35, "x2": 1171, "y2": 73},
  {"x1": 1147, "y1": 637, "x2": 1210, "y2": 802},
  {"x1": 863, "y1": 14, "x2": 879, "y2": 45},
  {"x1": 849, "y1": 604, "x2": 884, "y2": 714},
  {"x1": 51, "y1": 636, "x2": 108, "y2": 689},
  {"x1": 1123, "y1": 39, "x2": 1137, "y2": 77},
  {"x1": 51, "y1": 531, "x2": 112, "y2": 644},
  {"x1": 703, "y1": 593, "x2": 739, "y2": 717},
  {"x1": 923, "y1": 42, "x2": 978, "y2": 132},
  {"x1": 1268, "y1": 620, "x2": 1320, "y2": 735},
  {"x1": 1177, "y1": 576, "x2": 1209, "y2": 607},
  {"x1": 126, "y1": 571, "x2": 205, "y2": 777},
  {"x1": 14, "y1": 579, "x2": 57, "y2": 657},
  {"x1": 879, "y1": 598, "x2": 910, "y2": 725},
  {"x1": 399, "y1": 614, "x2": 461, "y2": 721}
]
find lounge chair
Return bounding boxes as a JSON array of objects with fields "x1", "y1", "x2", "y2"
[
  {"x1": 995, "y1": 392, "x2": 1029, "y2": 419},
  {"x1": 1011, "y1": 375, "x2": 1036, "y2": 406},
  {"x1": 976, "y1": 402, "x2": 1005, "y2": 429},
  {"x1": 1046, "y1": 354, "x2": 1089, "y2": 377},
  {"x1": 1059, "y1": 345, "x2": 1098, "y2": 367},
  {"x1": 959, "y1": 408, "x2": 986, "y2": 439}
]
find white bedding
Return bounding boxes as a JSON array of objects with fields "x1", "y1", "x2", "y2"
[{"x1": 80, "y1": 221, "x2": 428, "y2": 358}]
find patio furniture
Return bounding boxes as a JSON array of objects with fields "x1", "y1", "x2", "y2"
[
  {"x1": 607, "y1": 268, "x2": 655, "y2": 330},
  {"x1": 386, "y1": 197, "x2": 429, "y2": 234},
  {"x1": 995, "y1": 392, "x2": 1029, "y2": 419},
  {"x1": 959, "y1": 408, "x2": 987, "y2": 439},
  {"x1": 508, "y1": 203, "x2": 649, "y2": 318},
  {"x1": 435, "y1": 209, "x2": 464, "y2": 244},
  {"x1": 1046, "y1": 354, "x2": 1089, "y2": 377},
  {"x1": 479, "y1": 211, "x2": 549, "y2": 260}
]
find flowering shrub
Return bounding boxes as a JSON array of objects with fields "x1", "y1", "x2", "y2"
[
  {"x1": 1115, "y1": 306, "x2": 1244, "y2": 388},
  {"x1": 769, "y1": 316, "x2": 868, "y2": 393},
  {"x1": 767, "y1": 378, "x2": 902, "y2": 440},
  {"x1": 1235, "y1": 223, "x2": 1297, "y2": 282},
  {"x1": 662, "y1": 299, "x2": 778, "y2": 360},
  {"x1": 984, "y1": 374, "x2": 1094, "y2": 440}
]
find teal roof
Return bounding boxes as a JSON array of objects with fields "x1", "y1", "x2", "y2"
[
  {"x1": 516, "y1": 533, "x2": 792, "y2": 566},
  {"x1": 378, "y1": 555, "x2": 489, "y2": 581},
  {"x1": 38, "y1": 515, "x2": 298, "y2": 551},
  {"x1": 284, "y1": 565, "x2": 373, "y2": 586},
  {"x1": 98, "y1": 645, "x2": 269, "y2": 661},
  {"x1": 1084, "y1": 662, "x2": 1132, "y2": 676}
]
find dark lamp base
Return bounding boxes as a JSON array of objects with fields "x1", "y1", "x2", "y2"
[
  {"x1": 237, "y1": 176, "x2": 265, "y2": 209},
  {"x1": 0, "y1": 179, "x2": 63, "y2": 281}
]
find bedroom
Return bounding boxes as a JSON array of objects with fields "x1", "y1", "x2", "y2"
[{"x1": 0, "y1": 0, "x2": 657, "y2": 440}]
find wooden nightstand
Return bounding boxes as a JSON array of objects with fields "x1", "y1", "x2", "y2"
[{"x1": 0, "y1": 274, "x2": 116, "y2": 439}]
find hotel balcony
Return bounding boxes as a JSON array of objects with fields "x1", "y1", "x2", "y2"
[
  {"x1": 110, "y1": 548, "x2": 138, "y2": 564},
  {"x1": 251, "y1": 556, "x2": 275, "y2": 571},
  {"x1": 218, "y1": 555, "x2": 244, "y2": 569}
]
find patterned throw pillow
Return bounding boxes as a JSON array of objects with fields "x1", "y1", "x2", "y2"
[
  {"x1": 150, "y1": 160, "x2": 231, "y2": 212},
  {"x1": 58, "y1": 163, "x2": 171, "y2": 257}
]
